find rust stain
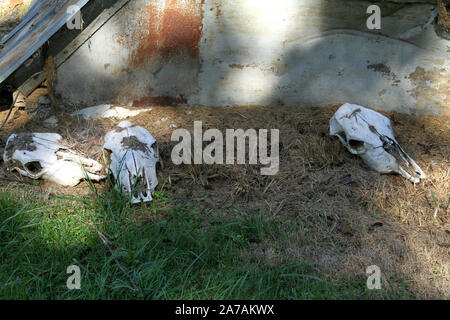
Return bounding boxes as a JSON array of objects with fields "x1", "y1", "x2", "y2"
[
  {"x1": 408, "y1": 67, "x2": 428, "y2": 82},
  {"x1": 160, "y1": 7, "x2": 202, "y2": 58},
  {"x1": 116, "y1": 3, "x2": 162, "y2": 66},
  {"x1": 119, "y1": 0, "x2": 205, "y2": 67},
  {"x1": 215, "y1": 3, "x2": 222, "y2": 18}
]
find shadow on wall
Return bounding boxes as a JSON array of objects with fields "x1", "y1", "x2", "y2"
[
  {"x1": 200, "y1": 0, "x2": 446, "y2": 115},
  {"x1": 51, "y1": 0, "x2": 448, "y2": 116}
]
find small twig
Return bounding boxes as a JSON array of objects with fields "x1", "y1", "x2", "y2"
[
  {"x1": 263, "y1": 179, "x2": 274, "y2": 194},
  {"x1": 273, "y1": 199, "x2": 287, "y2": 217},
  {"x1": 236, "y1": 112, "x2": 248, "y2": 119},
  {"x1": 206, "y1": 173, "x2": 221, "y2": 180},
  {"x1": 0, "y1": 91, "x2": 19, "y2": 132},
  {"x1": 96, "y1": 230, "x2": 139, "y2": 292},
  {"x1": 430, "y1": 190, "x2": 440, "y2": 220}
]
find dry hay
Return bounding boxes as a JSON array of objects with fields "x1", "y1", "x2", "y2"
[{"x1": 0, "y1": 104, "x2": 448, "y2": 298}]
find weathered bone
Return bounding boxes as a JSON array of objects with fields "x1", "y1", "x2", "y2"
[
  {"x1": 71, "y1": 104, "x2": 151, "y2": 120},
  {"x1": 3, "y1": 132, "x2": 105, "y2": 186},
  {"x1": 330, "y1": 103, "x2": 426, "y2": 183},
  {"x1": 103, "y1": 121, "x2": 159, "y2": 203}
]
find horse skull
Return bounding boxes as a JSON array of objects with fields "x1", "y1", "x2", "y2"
[
  {"x1": 103, "y1": 121, "x2": 159, "y2": 203},
  {"x1": 330, "y1": 103, "x2": 426, "y2": 183},
  {"x1": 3, "y1": 132, "x2": 105, "y2": 186}
]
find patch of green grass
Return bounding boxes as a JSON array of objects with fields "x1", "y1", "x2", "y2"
[{"x1": 0, "y1": 180, "x2": 417, "y2": 299}]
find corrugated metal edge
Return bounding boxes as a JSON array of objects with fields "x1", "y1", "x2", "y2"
[
  {"x1": 0, "y1": 0, "x2": 90, "y2": 84},
  {"x1": 0, "y1": 0, "x2": 50, "y2": 45}
]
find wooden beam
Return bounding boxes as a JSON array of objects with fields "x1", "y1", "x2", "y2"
[{"x1": 18, "y1": 0, "x2": 130, "y2": 97}]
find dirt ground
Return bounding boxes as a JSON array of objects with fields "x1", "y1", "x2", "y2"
[{"x1": 0, "y1": 103, "x2": 448, "y2": 299}]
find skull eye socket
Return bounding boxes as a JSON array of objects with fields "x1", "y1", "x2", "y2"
[
  {"x1": 337, "y1": 131, "x2": 347, "y2": 141},
  {"x1": 103, "y1": 149, "x2": 112, "y2": 166},
  {"x1": 25, "y1": 161, "x2": 43, "y2": 174},
  {"x1": 348, "y1": 139, "x2": 364, "y2": 150},
  {"x1": 150, "y1": 142, "x2": 159, "y2": 159}
]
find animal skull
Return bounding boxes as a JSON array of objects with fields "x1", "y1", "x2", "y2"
[
  {"x1": 3, "y1": 132, "x2": 105, "y2": 186},
  {"x1": 103, "y1": 121, "x2": 159, "y2": 203},
  {"x1": 330, "y1": 103, "x2": 426, "y2": 183}
]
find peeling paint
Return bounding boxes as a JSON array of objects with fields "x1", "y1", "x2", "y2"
[{"x1": 408, "y1": 66, "x2": 450, "y2": 116}]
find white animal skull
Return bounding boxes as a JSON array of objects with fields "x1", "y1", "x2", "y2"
[
  {"x1": 3, "y1": 132, "x2": 105, "y2": 186},
  {"x1": 330, "y1": 103, "x2": 426, "y2": 183},
  {"x1": 103, "y1": 121, "x2": 159, "y2": 203}
]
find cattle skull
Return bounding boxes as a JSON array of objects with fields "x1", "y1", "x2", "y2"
[
  {"x1": 3, "y1": 132, "x2": 105, "y2": 186},
  {"x1": 330, "y1": 103, "x2": 426, "y2": 183},
  {"x1": 103, "y1": 121, "x2": 159, "y2": 203}
]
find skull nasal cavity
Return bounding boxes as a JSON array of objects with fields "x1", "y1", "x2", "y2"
[
  {"x1": 349, "y1": 140, "x2": 364, "y2": 149},
  {"x1": 25, "y1": 161, "x2": 43, "y2": 174}
]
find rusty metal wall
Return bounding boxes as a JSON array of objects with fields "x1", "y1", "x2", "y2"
[
  {"x1": 54, "y1": 0, "x2": 449, "y2": 116},
  {"x1": 55, "y1": 0, "x2": 203, "y2": 107}
]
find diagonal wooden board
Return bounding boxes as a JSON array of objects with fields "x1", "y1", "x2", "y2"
[{"x1": 18, "y1": 0, "x2": 130, "y2": 97}]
